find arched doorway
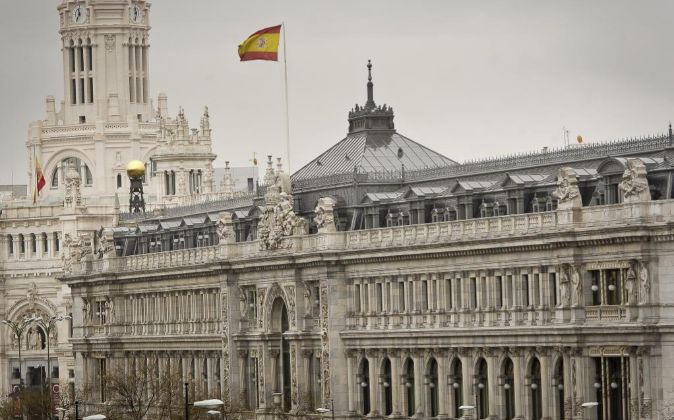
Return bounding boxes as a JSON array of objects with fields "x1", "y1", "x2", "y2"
[
  {"x1": 502, "y1": 357, "x2": 515, "y2": 420},
  {"x1": 271, "y1": 298, "x2": 292, "y2": 413},
  {"x1": 427, "y1": 358, "x2": 439, "y2": 417},
  {"x1": 358, "y1": 358, "x2": 370, "y2": 415},
  {"x1": 403, "y1": 358, "x2": 415, "y2": 417},
  {"x1": 381, "y1": 358, "x2": 393, "y2": 416},
  {"x1": 529, "y1": 358, "x2": 542, "y2": 420},
  {"x1": 476, "y1": 358, "x2": 489, "y2": 419},
  {"x1": 450, "y1": 358, "x2": 463, "y2": 418}
]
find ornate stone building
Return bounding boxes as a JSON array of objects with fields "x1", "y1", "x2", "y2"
[
  {"x1": 61, "y1": 52, "x2": 674, "y2": 420},
  {"x1": 5, "y1": 2, "x2": 674, "y2": 420}
]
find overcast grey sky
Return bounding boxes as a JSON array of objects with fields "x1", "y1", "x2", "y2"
[{"x1": 2, "y1": 1, "x2": 674, "y2": 184}]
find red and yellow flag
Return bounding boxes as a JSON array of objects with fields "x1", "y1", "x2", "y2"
[
  {"x1": 238, "y1": 25, "x2": 282, "y2": 62},
  {"x1": 33, "y1": 157, "x2": 46, "y2": 204}
]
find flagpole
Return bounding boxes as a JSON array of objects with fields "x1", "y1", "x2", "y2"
[
  {"x1": 32, "y1": 145, "x2": 37, "y2": 204},
  {"x1": 282, "y1": 22, "x2": 291, "y2": 173}
]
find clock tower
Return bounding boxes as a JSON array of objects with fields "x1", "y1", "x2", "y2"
[{"x1": 56, "y1": 0, "x2": 152, "y2": 125}]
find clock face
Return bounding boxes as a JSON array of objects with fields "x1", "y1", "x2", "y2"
[
  {"x1": 130, "y1": 5, "x2": 142, "y2": 23},
  {"x1": 71, "y1": 5, "x2": 86, "y2": 24}
]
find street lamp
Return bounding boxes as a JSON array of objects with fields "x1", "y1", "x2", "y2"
[
  {"x1": 33, "y1": 314, "x2": 72, "y2": 419},
  {"x1": 1, "y1": 316, "x2": 39, "y2": 388},
  {"x1": 316, "y1": 398, "x2": 335, "y2": 420}
]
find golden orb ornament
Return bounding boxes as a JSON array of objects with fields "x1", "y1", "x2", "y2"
[{"x1": 126, "y1": 160, "x2": 145, "y2": 178}]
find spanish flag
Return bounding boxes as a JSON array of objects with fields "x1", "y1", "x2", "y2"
[
  {"x1": 238, "y1": 25, "x2": 282, "y2": 62},
  {"x1": 33, "y1": 157, "x2": 46, "y2": 204}
]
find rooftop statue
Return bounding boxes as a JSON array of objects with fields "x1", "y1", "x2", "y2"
[
  {"x1": 314, "y1": 197, "x2": 337, "y2": 233},
  {"x1": 551, "y1": 167, "x2": 582, "y2": 210},
  {"x1": 619, "y1": 158, "x2": 651, "y2": 203}
]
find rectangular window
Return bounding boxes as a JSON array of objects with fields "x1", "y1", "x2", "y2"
[
  {"x1": 95, "y1": 301, "x2": 106, "y2": 325},
  {"x1": 422, "y1": 280, "x2": 429, "y2": 311},
  {"x1": 605, "y1": 269, "x2": 621, "y2": 305},
  {"x1": 456, "y1": 278, "x2": 462, "y2": 309},
  {"x1": 71, "y1": 79, "x2": 77, "y2": 104},
  {"x1": 470, "y1": 277, "x2": 477, "y2": 309},
  {"x1": 533, "y1": 274, "x2": 540, "y2": 306},
  {"x1": 399, "y1": 282, "x2": 406, "y2": 312},
  {"x1": 54, "y1": 233, "x2": 60, "y2": 252},
  {"x1": 550, "y1": 273, "x2": 558, "y2": 306},
  {"x1": 523, "y1": 274, "x2": 530, "y2": 307},
  {"x1": 99, "y1": 359, "x2": 106, "y2": 401},
  {"x1": 79, "y1": 78, "x2": 85, "y2": 104},
  {"x1": 495, "y1": 276, "x2": 503, "y2": 309},
  {"x1": 69, "y1": 48, "x2": 75, "y2": 73},
  {"x1": 354, "y1": 284, "x2": 361, "y2": 313},
  {"x1": 446, "y1": 278, "x2": 452, "y2": 310},
  {"x1": 362, "y1": 283, "x2": 369, "y2": 313},
  {"x1": 376, "y1": 283, "x2": 383, "y2": 313}
]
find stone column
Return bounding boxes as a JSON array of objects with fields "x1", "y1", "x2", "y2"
[
  {"x1": 302, "y1": 349, "x2": 313, "y2": 410},
  {"x1": 390, "y1": 350, "x2": 402, "y2": 417},
  {"x1": 367, "y1": 350, "x2": 379, "y2": 416},
  {"x1": 413, "y1": 351, "x2": 424, "y2": 418},
  {"x1": 512, "y1": 350, "x2": 525, "y2": 420},
  {"x1": 459, "y1": 350, "x2": 473, "y2": 411},
  {"x1": 345, "y1": 350, "x2": 356, "y2": 413},
  {"x1": 437, "y1": 351, "x2": 448, "y2": 418},
  {"x1": 540, "y1": 351, "x2": 552, "y2": 420},
  {"x1": 238, "y1": 350, "x2": 248, "y2": 406},
  {"x1": 486, "y1": 350, "x2": 499, "y2": 419}
]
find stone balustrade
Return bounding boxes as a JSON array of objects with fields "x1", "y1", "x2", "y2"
[{"x1": 72, "y1": 199, "x2": 674, "y2": 277}]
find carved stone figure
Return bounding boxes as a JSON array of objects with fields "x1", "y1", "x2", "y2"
[
  {"x1": 638, "y1": 261, "x2": 650, "y2": 305},
  {"x1": 62, "y1": 233, "x2": 82, "y2": 274},
  {"x1": 28, "y1": 327, "x2": 41, "y2": 350},
  {"x1": 314, "y1": 197, "x2": 337, "y2": 233},
  {"x1": 49, "y1": 328, "x2": 57, "y2": 347},
  {"x1": 619, "y1": 159, "x2": 651, "y2": 203},
  {"x1": 238, "y1": 287, "x2": 248, "y2": 319},
  {"x1": 82, "y1": 297, "x2": 92, "y2": 326},
  {"x1": 259, "y1": 192, "x2": 308, "y2": 250},
  {"x1": 105, "y1": 297, "x2": 115, "y2": 324},
  {"x1": 64, "y1": 161, "x2": 82, "y2": 208},
  {"x1": 217, "y1": 212, "x2": 235, "y2": 244},
  {"x1": 26, "y1": 282, "x2": 38, "y2": 308},
  {"x1": 200, "y1": 106, "x2": 210, "y2": 133},
  {"x1": 552, "y1": 167, "x2": 582, "y2": 210},
  {"x1": 559, "y1": 267, "x2": 570, "y2": 307},
  {"x1": 97, "y1": 230, "x2": 115, "y2": 259},
  {"x1": 221, "y1": 162, "x2": 235, "y2": 198},
  {"x1": 570, "y1": 265, "x2": 583, "y2": 307},
  {"x1": 626, "y1": 261, "x2": 637, "y2": 305}
]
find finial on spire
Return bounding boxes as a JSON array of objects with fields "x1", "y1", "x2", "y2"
[{"x1": 365, "y1": 59, "x2": 375, "y2": 109}]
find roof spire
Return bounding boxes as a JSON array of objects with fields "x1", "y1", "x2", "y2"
[
  {"x1": 669, "y1": 121, "x2": 673, "y2": 145},
  {"x1": 365, "y1": 59, "x2": 375, "y2": 109}
]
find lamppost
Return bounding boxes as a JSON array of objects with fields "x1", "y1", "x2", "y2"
[
  {"x1": 33, "y1": 314, "x2": 71, "y2": 419},
  {"x1": 1, "y1": 316, "x2": 39, "y2": 388}
]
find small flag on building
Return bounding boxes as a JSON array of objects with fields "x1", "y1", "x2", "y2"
[
  {"x1": 238, "y1": 24, "x2": 282, "y2": 62},
  {"x1": 33, "y1": 157, "x2": 46, "y2": 203}
]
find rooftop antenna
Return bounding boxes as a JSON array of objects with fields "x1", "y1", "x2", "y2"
[{"x1": 563, "y1": 126, "x2": 570, "y2": 148}]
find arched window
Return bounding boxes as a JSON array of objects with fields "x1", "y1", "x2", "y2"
[
  {"x1": 427, "y1": 358, "x2": 439, "y2": 417},
  {"x1": 476, "y1": 358, "x2": 489, "y2": 419},
  {"x1": 117, "y1": 174, "x2": 122, "y2": 189},
  {"x1": 358, "y1": 358, "x2": 370, "y2": 415},
  {"x1": 530, "y1": 358, "x2": 542, "y2": 420},
  {"x1": 7, "y1": 235, "x2": 13, "y2": 255},
  {"x1": 450, "y1": 359, "x2": 463, "y2": 418},
  {"x1": 502, "y1": 358, "x2": 515, "y2": 420},
  {"x1": 403, "y1": 358, "x2": 415, "y2": 417},
  {"x1": 30, "y1": 234, "x2": 37, "y2": 254},
  {"x1": 50, "y1": 157, "x2": 93, "y2": 187},
  {"x1": 18, "y1": 234, "x2": 25, "y2": 254},
  {"x1": 42, "y1": 233, "x2": 48, "y2": 253},
  {"x1": 381, "y1": 358, "x2": 392, "y2": 416}
]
